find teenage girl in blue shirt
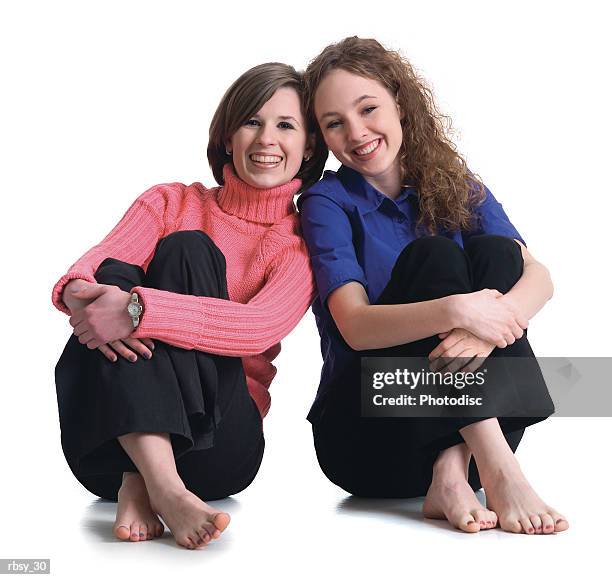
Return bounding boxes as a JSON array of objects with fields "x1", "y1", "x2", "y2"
[{"x1": 298, "y1": 37, "x2": 568, "y2": 535}]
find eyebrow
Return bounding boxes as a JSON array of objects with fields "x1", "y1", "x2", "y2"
[
  {"x1": 250, "y1": 114, "x2": 302, "y2": 127},
  {"x1": 319, "y1": 95, "x2": 378, "y2": 120}
]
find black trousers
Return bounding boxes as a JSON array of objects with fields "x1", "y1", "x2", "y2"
[
  {"x1": 312, "y1": 235, "x2": 553, "y2": 498},
  {"x1": 55, "y1": 231, "x2": 264, "y2": 501}
]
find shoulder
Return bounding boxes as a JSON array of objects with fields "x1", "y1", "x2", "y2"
[
  {"x1": 297, "y1": 170, "x2": 355, "y2": 213},
  {"x1": 136, "y1": 181, "x2": 218, "y2": 206}
]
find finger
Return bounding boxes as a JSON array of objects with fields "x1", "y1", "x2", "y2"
[
  {"x1": 78, "y1": 330, "x2": 94, "y2": 345},
  {"x1": 446, "y1": 350, "x2": 474, "y2": 373},
  {"x1": 98, "y1": 344, "x2": 117, "y2": 362},
  {"x1": 69, "y1": 313, "x2": 85, "y2": 327},
  {"x1": 429, "y1": 334, "x2": 463, "y2": 361},
  {"x1": 73, "y1": 321, "x2": 90, "y2": 336},
  {"x1": 141, "y1": 338, "x2": 155, "y2": 350},
  {"x1": 504, "y1": 332, "x2": 516, "y2": 346},
  {"x1": 462, "y1": 355, "x2": 486, "y2": 373},
  {"x1": 110, "y1": 340, "x2": 138, "y2": 362},
  {"x1": 511, "y1": 324, "x2": 524, "y2": 340},
  {"x1": 86, "y1": 337, "x2": 103, "y2": 350},
  {"x1": 124, "y1": 338, "x2": 152, "y2": 359},
  {"x1": 437, "y1": 331, "x2": 451, "y2": 340}
]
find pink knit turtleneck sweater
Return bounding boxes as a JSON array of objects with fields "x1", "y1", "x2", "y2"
[{"x1": 52, "y1": 164, "x2": 316, "y2": 417}]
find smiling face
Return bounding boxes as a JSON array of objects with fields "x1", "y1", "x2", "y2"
[
  {"x1": 228, "y1": 86, "x2": 311, "y2": 189},
  {"x1": 314, "y1": 69, "x2": 404, "y2": 194}
]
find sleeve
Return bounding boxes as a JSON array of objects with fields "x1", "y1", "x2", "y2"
[
  {"x1": 298, "y1": 193, "x2": 367, "y2": 305},
  {"x1": 130, "y1": 241, "x2": 316, "y2": 357},
  {"x1": 50, "y1": 184, "x2": 176, "y2": 315},
  {"x1": 462, "y1": 184, "x2": 527, "y2": 247}
]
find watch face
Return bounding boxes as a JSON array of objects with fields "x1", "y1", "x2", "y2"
[{"x1": 127, "y1": 303, "x2": 141, "y2": 316}]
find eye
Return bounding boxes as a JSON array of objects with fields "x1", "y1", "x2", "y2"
[
  {"x1": 278, "y1": 121, "x2": 295, "y2": 130},
  {"x1": 245, "y1": 118, "x2": 260, "y2": 127},
  {"x1": 362, "y1": 106, "x2": 377, "y2": 115},
  {"x1": 326, "y1": 119, "x2": 342, "y2": 130}
]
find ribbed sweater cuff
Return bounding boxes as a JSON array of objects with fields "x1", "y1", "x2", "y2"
[{"x1": 52, "y1": 272, "x2": 98, "y2": 314}]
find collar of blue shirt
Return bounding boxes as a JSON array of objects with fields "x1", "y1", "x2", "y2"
[{"x1": 337, "y1": 165, "x2": 418, "y2": 215}]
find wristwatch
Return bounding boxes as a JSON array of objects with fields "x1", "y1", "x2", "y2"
[{"x1": 127, "y1": 292, "x2": 143, "y2": 328}]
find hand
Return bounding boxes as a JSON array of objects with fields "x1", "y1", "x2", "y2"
[
  {"x1": 98, "y1": 337, "x2": 156, "y2": 362},
  {"x1": 68, "y1": 282, "x2": 133, "y2": 349},
  {"x1": 428, "y1": 328, "x2": 496, "y2": 374},
  {"x1": 451, "y1": 289, "x2": 528, "y2": 348},
  {"x1": 62, "y1": 279, "x2": 95, "y2": 314}
]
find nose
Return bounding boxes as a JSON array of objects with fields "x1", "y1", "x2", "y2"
[
  {"x1": 256, "y1": 123, "x2": 277, "y2": 147},
  {"x1": 345, "y1": 117, "x2": 367, "y2": 144}
]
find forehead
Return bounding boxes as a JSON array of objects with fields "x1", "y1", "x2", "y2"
[
  {"x1": 256, "y1": 86, "x2": 303, "y2": 117},
  {"x1": 314, "y1": 69, "x2": 389, "y2": 113}
]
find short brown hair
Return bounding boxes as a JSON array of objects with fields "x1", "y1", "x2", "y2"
[
  {"x1": 304, "y1": 37, "x2": 485, "y2": 235},
  {"x1": 208, "y1": 62, "x2": 327, "y2": 192}
]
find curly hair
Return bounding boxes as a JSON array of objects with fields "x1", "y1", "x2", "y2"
[
  {"x1": 303, "y1": 37, "x2": 486, "y2": 235},
  {"x1": 208, "y1": 62, "x2": 328, "y2": 193}
]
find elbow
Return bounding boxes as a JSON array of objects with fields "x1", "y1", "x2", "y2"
[{"x1": 339, "y1": 325, "x2": 370, "y2": 352}]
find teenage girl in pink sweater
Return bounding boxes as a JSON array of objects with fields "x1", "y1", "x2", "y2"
[{"x1": 52, "y1": 63, "x2": 327, "y2": 549}]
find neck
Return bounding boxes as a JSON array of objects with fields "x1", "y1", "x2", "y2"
[
  {"x1": 363, "y1": 159, "x2": 402, "y2": 199},
  {"x1": 217, "y1": 164, "x2": 302, "y2": 224}
]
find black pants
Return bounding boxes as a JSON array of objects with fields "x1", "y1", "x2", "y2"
[
  {"x1": 312, "y1": 235, "x2": 553, "y2": 498},
  {"x1": 55, "y1": 231, "x2": 264, "y2": 501}
]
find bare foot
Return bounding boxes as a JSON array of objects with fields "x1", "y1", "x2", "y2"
[
  {"x1": 148, "y1": 483, "x2": 231, "y2": 549},
  {"x1": 423, "y1": 477, "x2": 498, "y2": 533},
  {"x1": 113, "y1": 472, "x2": 165, "y2": 542},
  {"x1": 481, "y1": 462, "x2": 569, "y2": 535}
]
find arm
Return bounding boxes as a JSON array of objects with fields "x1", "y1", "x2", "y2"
[
  {"x1": 500, "y1": 240, "x2": 554, "y2": 320},
  {"x1": 52, "y1": 183, "x2": 177, "y2": 314},
  {"x1": 328, "y1": 282, "x2": 458, "y2": 351},
  {"x1": 130, "y1": 243, "x2": 316, "y2": 356}
]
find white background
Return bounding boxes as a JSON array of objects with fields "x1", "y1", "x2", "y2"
[{"x1": 1, "y1": 0, "x2": 610, "y2": 578}]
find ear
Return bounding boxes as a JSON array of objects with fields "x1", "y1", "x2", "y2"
[
  {"x1": 304, "y1": 133, "x2": 316, "y2": 160},
  {"x1": 224, "y1": 137, "x2": 233, "y2": 155},
  {"x1": 396, "y1": 98, "x2": 404, "y2": 121}
]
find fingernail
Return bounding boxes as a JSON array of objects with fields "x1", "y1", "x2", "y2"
[
  {"x1": 144, "y1": 352, "x2": 151, "y2": 359},
  {"x1": 130, "y1": 356, "x2": 137, "y2": 362},
  {"x1": 150, "y1": 343, "x2": 155, "y2": 350}
]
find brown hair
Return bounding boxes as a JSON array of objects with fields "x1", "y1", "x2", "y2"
[
  {"x1": 304, "y1": 37, "x2": 486, "y2": 235},
  {"x1": 208, "y1": 62, "x2": 327, "y2": 192}
]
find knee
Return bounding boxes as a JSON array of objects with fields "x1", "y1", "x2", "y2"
[
  {"x1": 464, "y1": 234, "x2": 522, "y2": 268},
  {"x1": 394, "y1": 235, "x2": 466, "y2": 276},
  {"x1": 154, "y1": 230, "x2": 225, "y2": 265}
]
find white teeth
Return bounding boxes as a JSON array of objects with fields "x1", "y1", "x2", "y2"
[
  {"x1": 250, "y1": 154, "x2": 282, "y2": 163},
  {"x1": 354, "y1": 139, "x2": 380, "y2": 156}
]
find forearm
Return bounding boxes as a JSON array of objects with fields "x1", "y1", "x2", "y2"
[
  {"x1": 346, "y1": 296, "x2": 458, "y2": 351},
  {"x1": 500, "y1": 262, "x2": 554, "y2": 320}
]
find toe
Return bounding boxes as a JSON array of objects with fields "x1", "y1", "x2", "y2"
[
  {"x1": 529, "y1": 514, "x2": 542, "y2": 534},
  {"x1": 487, "y1": 510, "x2": 498, "y2": 529},
  {"x1": 541, "y1": 513, "x2": 555, "y2": 534},
  {"x1": 130, "y1": 523, "x2": 141, "y2": 541},
  {"x1": 114, "y1": 524, "x2": 131, "y2": 541},
  {"x1": 474, "y1": 510, "x2": 488, "y2": 530},
  {"x1": 138, "y1": 524, "x2": 147, "y2": 541},
  {"x1": 212, "y1": 512, "x2": 231, "y2": 533},
  {"x1": 549, "y1": 509, "x2": 569, "y2": 532},
  {"x1": 458, "y1": 514, "x2": 480, "y2": 533},
  {"x1": 501, "y1": 517, "x2": 522, "y2": 533},
  {"x1": 520, "y1": 516, "x2": 535, "y2": 534}
]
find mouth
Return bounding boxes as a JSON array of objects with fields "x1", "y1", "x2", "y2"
[
  {"x1": 249, "y1": 153, "x2": 283, "y2": 168},
  {"x1": 352, "y1": 138, "x2": 382, "y2": 160}
]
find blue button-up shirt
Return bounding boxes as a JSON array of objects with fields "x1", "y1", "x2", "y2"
[{"x1": 297, "y1": 165, "x2": 526, "y2": 423}]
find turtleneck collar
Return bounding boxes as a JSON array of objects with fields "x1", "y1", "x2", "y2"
[{"x1": 216, "y1": 164, "x2": 302, "y2": 224}]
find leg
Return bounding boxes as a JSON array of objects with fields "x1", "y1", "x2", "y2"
[
  {"x1": 452, "y1": 235, "x2": 567, "y2": 533},
  {"x1": 56, "y1": 231, "x2": 263, "y2": 548}
]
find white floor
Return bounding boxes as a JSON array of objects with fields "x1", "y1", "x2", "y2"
[{"x1": 1, "y1": 316, "x2": 610, "y2": 579}]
